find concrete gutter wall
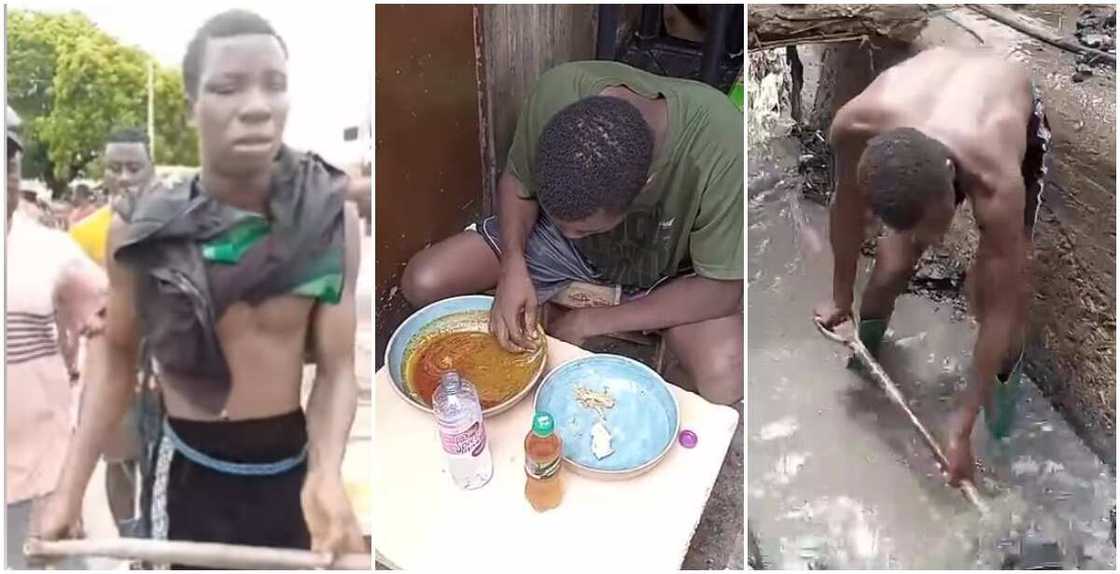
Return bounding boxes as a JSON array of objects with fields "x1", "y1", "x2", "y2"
[{"x1": 798, "y1": 7, "x2": 1116, "y2": 466}]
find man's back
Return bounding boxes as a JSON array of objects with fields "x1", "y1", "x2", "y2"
[
  {"x1": 843, "y1": 51, "x2": 1030, "y2": 147},
  {"x1": 835, "y1": 48, "x2": 1036, "y2": 197}
]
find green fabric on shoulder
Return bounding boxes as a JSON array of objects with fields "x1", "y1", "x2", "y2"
[
  {"x1": 292, "y1": 247, "x2": 345, "y2": 304},
  {"x1": 200, "y1": 216, "x2": 270, "y2": 263},
  {"x1": 201, "y1": 218, "x2": 344, "y2": 304}
]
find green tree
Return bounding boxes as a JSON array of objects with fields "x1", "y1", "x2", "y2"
[
  {"x1": 7, "y1": 10, "x2": 198, "y2": 196},
  {"x1": 152, "y1": 68, "x2": 199, "y2": 167}
]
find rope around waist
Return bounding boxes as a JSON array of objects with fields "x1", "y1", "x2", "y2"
[{"x1": 161, "y1": 420, "x2": 308, "y2": 476}]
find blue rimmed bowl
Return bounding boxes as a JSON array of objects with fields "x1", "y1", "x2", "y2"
[
  {"x1": 385, "y1": 295, "x2": 546, "y2": 417},
  {"x1": 533, "y1": 354, "x2": 680, "y2": 479}
]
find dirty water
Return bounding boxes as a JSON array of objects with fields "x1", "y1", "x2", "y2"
[{"x1": 747, "y1": 136, "x2": 1115, "y2": 569}]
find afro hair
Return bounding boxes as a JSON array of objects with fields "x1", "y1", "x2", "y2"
[
  {"x1": 535, "y1": 96, "x2": 654, "y2": 221},
  {"x1": 182, "y1": 10, "x2": 288, "y2": 102},
  {"x1": 861, "y1": 127, "x2": 954, "y2": 231}
]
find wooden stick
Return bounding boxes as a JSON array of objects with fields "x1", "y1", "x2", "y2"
[
  {"x1": 25, "y1": 538, "x2": 372, "y2": 570},
  {"x1": 814, "y1": 318, "x2": 991, "y2": 516},
  {"x1": 749, "y1": 33, "x2": 867, "y2": 52},
  {"x1": 965, "y1": 4, "x2": 1116, "y2": 65}
]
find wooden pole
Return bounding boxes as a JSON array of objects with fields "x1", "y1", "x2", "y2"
[
  {"x1": 748, "y1": 4, "x2": 928, "y2": 51},
  {"x1": 815, "y1": 318, "x2": 991, "y2": 516},
  {"x1": 965, "y1": 4, "x2": 1116, "y2": 65},
  {"x1": 25, "y1": 538, "x2": 372, "y2": 570}
]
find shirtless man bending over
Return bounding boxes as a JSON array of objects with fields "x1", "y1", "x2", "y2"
[
  {"x1": 814, "y1": 48, "x2": 1051, "y2": 485},
  {"x1": 37, "y1": 10, "x2": 365, "y2": 565}
]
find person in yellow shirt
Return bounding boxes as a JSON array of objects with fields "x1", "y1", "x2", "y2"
[{"x1": 70, "y1": 128, "x2": 155, "y2": 265}]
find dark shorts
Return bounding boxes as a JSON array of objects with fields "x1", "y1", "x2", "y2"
[
  {"x1": 1022, "y1": 83, "x2": 1052, "y2": 234},
  {"x1": 473, "y1": 215, "x2": 679, "y2": 302},
  {"x1": 150, "y1": 410, "x2": 310, "y2": 569},
  {"x1": 473, "y1": 214, "x2": 602, "y2": 302}
]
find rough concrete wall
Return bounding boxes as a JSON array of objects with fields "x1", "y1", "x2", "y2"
[
  {"x1": 481, "y1": 4, "x2": 598, "y2": 202},
  {"x1": 801, "y1": 8, "x2": 1116, "y2": 465}
]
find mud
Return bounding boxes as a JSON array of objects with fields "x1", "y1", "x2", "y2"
[
  {"x1": 747, "y1": 136, "x2": 1115, "y2": 569},
  {"x1": 1071, "y1": 5, "x2": 1116, "y2": 82}
]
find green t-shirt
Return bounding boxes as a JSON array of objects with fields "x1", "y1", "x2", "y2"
[{"x1": 506, "y1": 60, "x2": 743, "y2": 290}]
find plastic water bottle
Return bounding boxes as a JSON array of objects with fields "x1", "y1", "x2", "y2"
[{"x1": 432, "y1": 372, "x2": 493, "y2": 489}]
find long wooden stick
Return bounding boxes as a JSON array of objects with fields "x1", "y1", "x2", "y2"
[
  {"x1": 25, "y1": 538, "x2": 371, "y2": 570},
  {"x1": 965, "y1": 4, "x2": 1116, "y2": 65},
  {"x1": 815, "y1": 318, "x2": 990, "y2": 515}
]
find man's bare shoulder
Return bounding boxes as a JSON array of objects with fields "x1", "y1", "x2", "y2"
[{"x1": 830, "y1": 97, "x2": 888, "y2": 147}]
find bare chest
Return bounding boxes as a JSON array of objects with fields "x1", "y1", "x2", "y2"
[{"x1": 215, "y1": 295, "x2": 315, "y2": 341}]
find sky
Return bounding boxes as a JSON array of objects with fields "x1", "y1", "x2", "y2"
[{"x1": 9, "y1": 0, "x2": 373, "y2": 167}]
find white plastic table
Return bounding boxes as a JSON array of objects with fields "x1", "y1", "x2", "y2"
[{"x1": 372, "y1": 337, "x2": 739, "y2": 570}]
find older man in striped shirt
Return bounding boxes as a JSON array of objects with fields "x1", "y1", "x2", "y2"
[{"x1": 5, "y1": 107, "x2": 107, "y2": 569}]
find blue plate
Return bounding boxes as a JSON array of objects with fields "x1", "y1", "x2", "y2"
[
  {"x1": 385, "y1": 295, "x2": 546, "y2": 417},
  {"x1": 533, "y1": 354, "x2": 679, "y2": 477}
]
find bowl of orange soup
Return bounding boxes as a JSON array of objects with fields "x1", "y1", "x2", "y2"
[{"x1": 385, "y1": 295, "x2": 546, "y2": 417}]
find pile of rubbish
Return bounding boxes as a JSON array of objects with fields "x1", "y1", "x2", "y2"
[{"x1": 1072, "y1": 5, "x2": 1116, "y2": 82}]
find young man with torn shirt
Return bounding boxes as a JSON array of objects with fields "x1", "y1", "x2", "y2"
[{"x1": 36, "y1": 10, "x2": 365, "y2": 566}]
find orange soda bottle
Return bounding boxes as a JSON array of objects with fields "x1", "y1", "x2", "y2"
[{"x1": 524, "y1": 411, "x2": 563, "y2": 512}]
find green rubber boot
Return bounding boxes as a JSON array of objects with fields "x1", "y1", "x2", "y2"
[
  {"x1": 984, "y1": 354, "x2": 1025, "y2": 440},
  {"x1": 847, "y1": 318, "x2": 888, "y2": 371},
  {"x1": 857, "y1": 318, "x2": 889, "y2": 355}
]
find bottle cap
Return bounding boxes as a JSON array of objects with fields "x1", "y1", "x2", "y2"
[
  {"x1": 678, "y1": 429, "x2": 698, "y2": 448},
  {"x1": 531, "y1": 412, "x2": 554, "y2": 437},
  {"x1": 439, "y1": 372, "x2": 462, "y2": 391}
]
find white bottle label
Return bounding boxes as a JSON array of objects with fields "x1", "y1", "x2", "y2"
[{"x1": 440, "y1": 421, "x2": 487, "y2": 457}]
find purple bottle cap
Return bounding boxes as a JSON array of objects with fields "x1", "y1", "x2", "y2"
[{"x1": 678, "y1": 430, "x2": 698, "y2": 448}]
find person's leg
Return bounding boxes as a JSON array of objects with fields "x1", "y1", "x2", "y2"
[
  {"x1": 401, "y1": 214, "x2": 602, "y2": 308},
  {"x1": 663, "y1": 314, "x2": 743, "y2": 405},
  {"x1": 106, "y1": 459, "x2": 137, "y2": 531},
  {"x1": 980, "y1": 83, "x2": 1048, "y2": 439},
  {"x1": 400, "y1": 231, "x2": 501, "y2": 307},
  {"x1": 975, "y1": 234, "x2": 1033, "y2": 439},
  {"x1": 6, "y1": 500, "x2": 32, "y2": 569},
  {"x1": 857, "y1": 230, "x2": 928, "y2": 352},
  {"x1": 104, "y1": 401, "x2": 142, "y2": 532}
]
